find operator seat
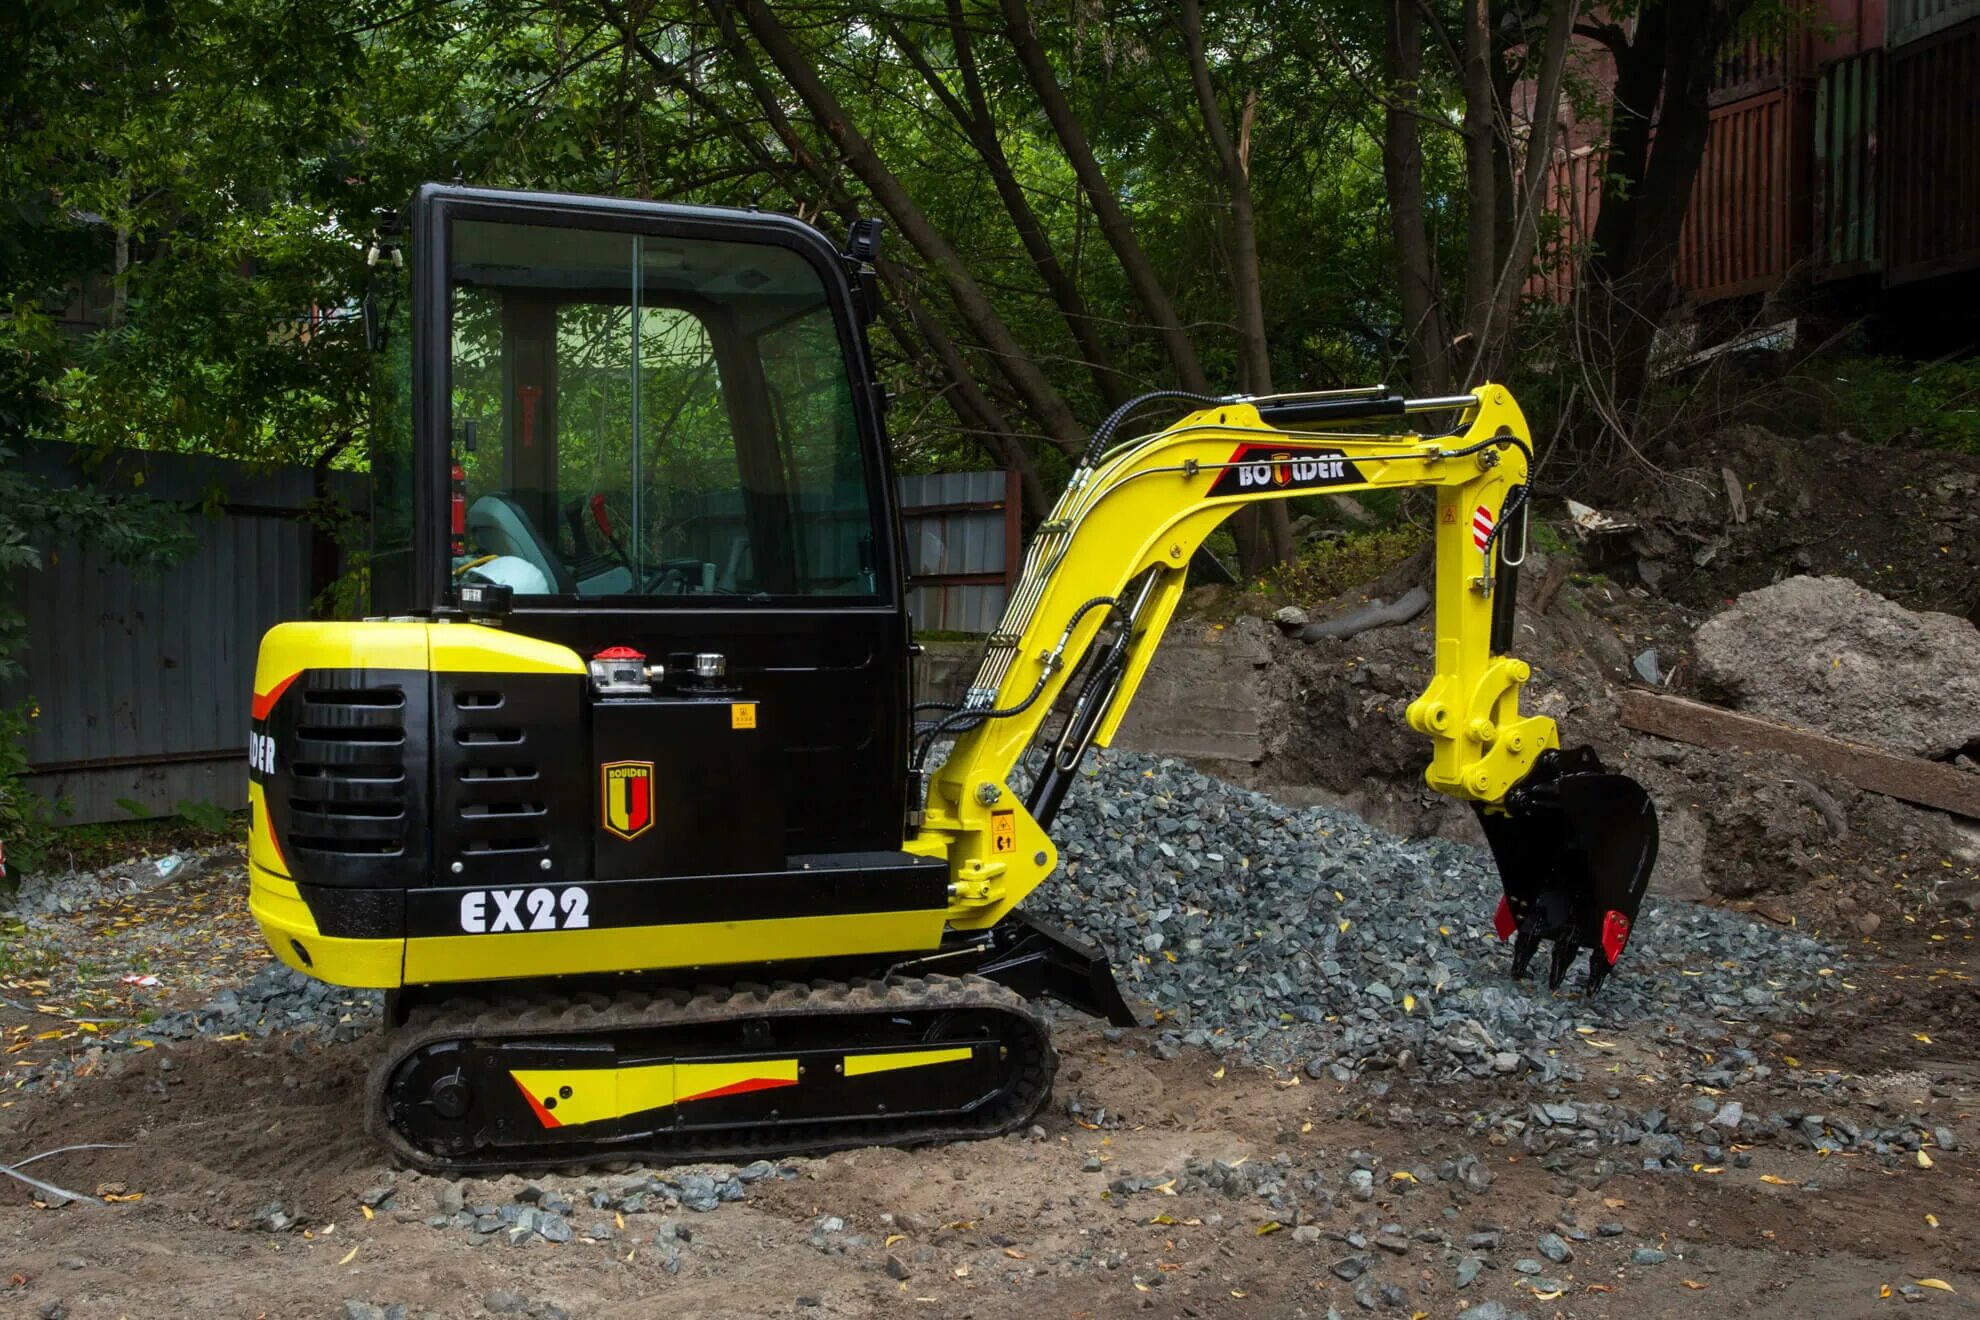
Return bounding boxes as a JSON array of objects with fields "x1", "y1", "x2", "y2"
[{"x1": 466, "y1": 494, "x2": 576, "y2": 593}]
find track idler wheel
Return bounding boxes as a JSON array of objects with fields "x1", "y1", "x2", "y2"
[{"x1": 1477, "y1": 746, "x2": 1658, "y2": 994}]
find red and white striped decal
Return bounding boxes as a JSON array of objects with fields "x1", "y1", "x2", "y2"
[{"x1": 1471, "y1": 504, "x2": 1495, "y2": 552}]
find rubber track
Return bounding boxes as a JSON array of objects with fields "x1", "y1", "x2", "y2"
[{"x1": 366, "y1": 974, "x2": 1057, "y2": 1175}]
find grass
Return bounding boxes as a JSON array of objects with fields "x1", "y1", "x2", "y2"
[{"x1": 1256, "y1": 526, "x2": 1428, "y2": 607}]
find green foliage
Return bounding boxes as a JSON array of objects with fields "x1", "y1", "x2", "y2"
[
  {"x1": 1259, "y1": 527, "x2": 1427, "y2": 605},
  {"x1": 173, "y1": 799, "x2": 233, "y2": 835},
  {"x1": 1825, "y1": 355, "x2": 1980, "y2": 455}
]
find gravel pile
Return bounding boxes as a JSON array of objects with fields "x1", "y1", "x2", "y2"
[
  {"x1": 110, "y1": 962, "x2": 383, "y2": 1048},
  {"x1": 1033, "y1": 749, "x2": 1849, "y2": 1081},
  {"x1": 3, "y1": 845, "x2": 235, "y2": 917}
]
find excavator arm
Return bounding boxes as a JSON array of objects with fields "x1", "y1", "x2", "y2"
[{"x1": 908, "y1": 384, "x2": 1659, "y2": 992}]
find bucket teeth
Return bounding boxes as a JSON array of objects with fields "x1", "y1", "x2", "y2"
[
  {"x1": 1509, "y1": 919, "x2": 1543, "y2": 981},
  {"x1": 1545, "y1": 936, "x2": 1579, "y2": 991},
  {"x1": 1474, "y1": 745, "x2": 1659, "y2": 998}
]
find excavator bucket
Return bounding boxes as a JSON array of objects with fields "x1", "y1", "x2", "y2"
[{"x1": 1473, "y1": 746, "x2": 1659, "y2": 994}]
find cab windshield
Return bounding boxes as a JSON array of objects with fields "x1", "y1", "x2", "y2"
[{"x1": 445, "y1": 218, "x2": 878, "y2": 601}]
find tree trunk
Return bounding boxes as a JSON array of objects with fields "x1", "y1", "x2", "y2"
[
  {"x1": 997, "y1": 0, "x2": 1211, "y2": 394},
  {"x1": 1457, "y1": 0, "x2": 1498, "y2": 355},
  {"x1": 718, "y1": 0, "x2": 1089, "y2": 459},
  {"x1": 1383, "y1": 0, "x2": 1450, "y2": 393},
  {"x1": 1471, "y1": 0, "x2": 1576, "y2": 384},
  {"x1": 880, "y1": 270, "x2": 1052, "y2": 519},
  {"x1": 1571, "y1": 0, "x2": 1758, "y2": 430},
  {"x1": 887, "y1": 7, "x2": 1129, "y2": 410},
  {"x1": 1179, "y1": 0, "x2": 1292, "y2": 567}
]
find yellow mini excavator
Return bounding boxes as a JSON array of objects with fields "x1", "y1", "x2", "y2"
[{"x1": 246, "y1": 185, "x2": 1657, "y2": 1171}]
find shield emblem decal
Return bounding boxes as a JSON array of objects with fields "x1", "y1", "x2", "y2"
[{"x1": 601, "y1": 760, "x2": 655, "y2": 841}]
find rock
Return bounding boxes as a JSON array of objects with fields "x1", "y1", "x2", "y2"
[
  {"x1": 1537, "y1": 1232, "x2": 1573, "y2": 1263},
  {"x1": 358, "y1": 1185, "x2": 395, "y2": 1209},
  {"x1": 1513, "y1": 1258, "x2": 1544, "y2": 1275},
  {"x1": 1331, "y1": 1255, "x2": 1369, "y2": 1281},
  {"x1": 435, "y1": 1183, "x2": 465, "y2": 1215},
  {"x1": 1632, "y1": 1247, "x2": 1668, "y2": 1266},
  {"x1": 1455, "y1": 1256, "x2": 1483, "y2": 1288},
  {"x1": 341, "y1": 1305, "x2": 387, "y2": 1320},
  {"x1": 886, "y1": 1254, "x2": 910, "y2": 1281},
  {"x1": 37, "y1": 1303, "x2": 68, "y2": 1320},
  {"x1": 1292, "y1": 1225, "x2": 1323, "y2": 1244},
  {"x1": 255, "y1": 1202, "x2": 298, "y2": 1233},
  {"x1": 538, "y1": 1216, "x2": 572, "y2": 1244},
  {"x1": 1274, "y1": 605, "x2": 1311, "y2": 630},
  {"x1": 676, "y1": 1172, "x2": 720, "y2": 1212},
  {"x1": 1712, "y1": 1102, "x2": 1745, "y2": 1129},
  {"x1": 1692, "y1": 576, "x2": 1980, "y2": 758}
]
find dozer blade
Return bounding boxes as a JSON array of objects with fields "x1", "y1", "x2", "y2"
[{"x1": 1474, "y1": 746, "x2": 1658, "y2": 993}]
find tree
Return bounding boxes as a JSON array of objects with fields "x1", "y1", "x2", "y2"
[{"x1": 1569, "y1": 0, "x2": 1762, "y2": 443}]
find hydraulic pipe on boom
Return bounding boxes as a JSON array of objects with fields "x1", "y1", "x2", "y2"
[{"x1": 906, "y1": 384, "x2": 1658, "y2": 993}]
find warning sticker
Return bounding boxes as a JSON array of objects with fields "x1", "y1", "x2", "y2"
[
  {"x1": 731, "y1": 703, "x2": 758, "y2": 730},
  {"x1": 990, "y1": 809, "x2": 1016, "y2": 854},
  {"x1": 1471, "y1": 504, "x2": 1496, "y2": 552}
]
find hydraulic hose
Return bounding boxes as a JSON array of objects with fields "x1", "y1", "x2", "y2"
[
  {"x1": 1078, "y1": 391, "x2": 1236, "y2": 469},
  {"x1": 912, "y1": 594, "x2": 1123, "y2": 771}
]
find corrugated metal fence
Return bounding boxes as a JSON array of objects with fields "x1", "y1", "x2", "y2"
[
  {"x1": 2, "y1": 444, "x2": 360, "y2": 825},
  {"x1": 1891, "y1": 0, "x2": 1980, "y2": 44},
  {"x1": 1887, "y1": 17, "x2": 1980, "y2": 283}
]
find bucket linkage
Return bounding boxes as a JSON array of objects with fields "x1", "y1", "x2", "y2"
[{"x1": 1474, "y1": 746, "x2": 1659, "y2": 994}]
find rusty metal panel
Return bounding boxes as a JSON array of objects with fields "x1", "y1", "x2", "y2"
[
  {"x1": 1890, "y1": 0, "x2": 1980, "y2": 44},
  {"x1": 1526, "y1": 146, "x2": 1605, "y2": 305},
  {"x1": 1887, "y1": 17, "x2": 1980, "y2": 282},
  {"x1": 1677, "y1": 89, "x2": 1811, "y2": 302},
  {"x1": 1713, "y1": 24, "x2": 1799, "y2": 104},
  {"x1": 1813, "y1": 50, "x2": 1885, "y2": 277},
  {"x1": 1811, "y1": 0, "x2": 1888, "y2": 60}
]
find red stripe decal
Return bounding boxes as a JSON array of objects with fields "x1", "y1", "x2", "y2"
[
  {"x1": 251, "y1": 672, "x2": 301, "y2": 723},
  {"x1": 678, "y1": 1075, "x2": 799, "y2": 1104},
  {"x1": 513, "y1": 1075, "x2": 562, "y2": 1128}
]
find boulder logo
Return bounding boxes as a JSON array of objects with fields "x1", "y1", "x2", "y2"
[
  {"x1": 601, "y1": 760, "x2": 655, "y2": 841},
  {"x1": 1208, "y1": 443, "x2": 1365, "y2": 497}
]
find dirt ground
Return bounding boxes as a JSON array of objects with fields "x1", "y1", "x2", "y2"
[{"x1": 3, "y1": 888, "x2": 1979, "y2": 1320}]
